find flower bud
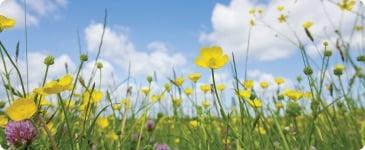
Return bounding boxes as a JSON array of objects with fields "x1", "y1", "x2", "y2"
[
  {"x1": 324, "y1": 50, "x2": 332, "y2": 57},
  {"x1": 43, "y1": 56, "x2": 55, "y2": 66},
  {"x1": 333, "y1": 64, "x2": 345, "y2": 76},
  {"x1": 147, "y1": 75, "x2": 153, "y2": 83},
  {"x1": 303, "y1": 67, "x2": 313, "y2": 75},
  {"x1": 80, "y1": 54, "x2": 88, "y2": 62},
  {"x1": 357, "y1": 55, "x2": 365, "y2": 62},
  {"x1": 96, "y1": 62, "x2": 103, "y2": 69}
]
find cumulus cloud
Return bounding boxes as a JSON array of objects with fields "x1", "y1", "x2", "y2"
[
  {"x1": 0, "y1": 0, "x2": 67, "y2": 27},
  {"x1": 84, "y1": 23, "x2": 187, "y2": 77},
  {"x1": 200, "y1": 0, "x2": 361, "y2": 61}
]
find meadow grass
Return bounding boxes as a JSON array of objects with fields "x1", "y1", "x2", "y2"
[{"x1": 1, "y1": 1, "x2": 365, "y2": 150}]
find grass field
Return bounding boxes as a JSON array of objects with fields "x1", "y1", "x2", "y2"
[{"x1": 1, "y1": 0, "x2": 365, "y2": 149}]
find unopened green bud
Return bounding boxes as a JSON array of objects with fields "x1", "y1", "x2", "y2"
[
  {"x1": 96, "y1": 62, "x2": 103, "y2": 69},
  {"x1": 324, "y1": 50, "x2": 332, "y2": 57},
  {"x1": 147, "y1": 75, "x2": 153, "y2": 83},
  {"x1": 357, "y1": 55, "x2": 365, "y2": 62},
  {"x1": 303, "y1": 67, "x2": 313, "y2": 75},
  {"x1": 44, "y1": 56, "x2": 55, "y2": 66},
  {"x1": 80, "y1": 54, "x2": 88, "y2": 62}
]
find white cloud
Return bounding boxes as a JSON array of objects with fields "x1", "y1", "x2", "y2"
[
  {"x1": 84, "y1": 23, "x2": 187, "y2": 77},
  {"x1": 0, "y1": 0, "x2": 68, "y2": 27},
  {"x1": 200, "y1": 0, "x2": 360, "y2": 61}
]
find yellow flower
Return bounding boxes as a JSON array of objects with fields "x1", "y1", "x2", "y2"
[
  {"x1": 107, "y1": 131, "x2": 118, "y2": 141},
  {"x1": 5, "y1": 98, "x2": 37, "y2": 121},
  {"x1": 175, "y1": 77, "x2": 185, "y2": 86},
  {"x1": 243, "y1": 80, "x2": 254, "y2": 89},
  {"x1": 112, "y1": 104, "x2": 121, "y2": 110},
  {"x1": 175, "y1": 138, "x2": 180, "y2": 144},
  {"x1": 277, "y1": 5, "x2": 285, "y2": 11},
  {"x1": 190, "y1": 120, "x2": 199, "y2": 128},
  {"x1": 202, "y1": 99, "x2": 210, "y2": 109},
  {"x1": 83, "y1": 90, "x2": 103, "y2": 103},
  {"x1": 278, "y1": 14, "x2": 287, "y2": 23},
  {"x1": 260, "y1": 81, "x2": 269, "y2": 89},
  {"x1": 47, "y1": 122, "x2": 57, "y2": 135},
  {"x1": 217, "y1": 84, "x2": 225, "y2": 91},
  {"x1": 141, "y1": 87, "x2": 150, "y2": 95},
  {"x1": 0, "y1": 115, "x2": 8, "y2": 128},
  {"x1": 200, "y1": 84, "x2": 211, "y2": 93},
  {"x1": 164, "y1": 83, "x2": 171, "y2": 92},
  {"x1": 338, "y1": 0, "x2": 356, "y2": 11},
  {"x1": 275, "y1": 77, "x2": 285, "y2": 85},
  {"x1": 275, "y1": 101, "x2": 284, "y2": 109},
  {"x1": 283, "y1": 89, "x2": 303, "y2": 101},
  {"x1": 0, "y1": 15, "x2": 16, "y2": 32},
  {"x1": 248, "y1": 99, "x2": 262, "y2": 108},
  {"x1": 195, "y1": 46, "x2": 228, "y2": 69},
  {"x1": 172, "y1": 98, "x2": 182, "y2": 107},
  {"x1": 238, "y1": 90, "x2": 251, "y2": 99},
  {"x1": 303, "y1": 21, "x2": 314, "y2": 29},
  {"x1": 36, "y1": 74, "x2": 73, "y2": 95},
  {"x1": 122, "y1": 98, "x2": 132, "y2": 109},
  {"x1": 184, "y1": 88, "x2": 193, "y2": 96},
  {"x1": 256, "y1": 126, "x2": 267, "y2": 135},
  {"x1": 188, "y1": 73, "x2": 201, "y2": 83},
  {"x1": 96, "y1": 117, "x2": 109, "y2": 129}
]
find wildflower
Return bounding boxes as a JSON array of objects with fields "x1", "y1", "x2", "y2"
[
  {"x1": 80, "y1": 54, "x2": 88, "y2": 62},
  {"x1": 151, "y1": 94, "x2": 164, "y2": 103},
  {"x1": 47, "y1": 122, "x2": 57, "y2": 135},
  {"x1": 154, "y1": 143, "x2": 170, "y2": 150},
  {"x1": 112, "y1": 104, "x2": 121, "y2": 110},
  {"x1": 5, "y1": 98, "x2": 37, "y2": 121},
  {"x1": 172, "y1": 98, "x2": 182, "y2": 107},
  {"x1": 195, "y1": 46, "x2": 228, "y2": 69},
  {"x1": 122, "y1": 98, "x2": 132, "y2": 109},
  {"x1": 303, "y1": 21, "x2": 314, "y2": 29},
  {"x1": 146, "y1": 119, "x2": 155, "y2": 132},
  {"x1": 338, "y1": 0, "x2": 356, "y2": 11},
  {"x1": 83, "y1": 90, "x2": 103, "y2": 103},
  {"x1": 334, "y1": 64, "x2": 345, "y2": 76},
  {"x1": 0, "y1": 115, "x2": 8, "y2": 127},
  {"x1": 249, "y1": 8, "x2": 256, "y2": 15},
  {"x1": 278, "y1": 14, "x2": 287, "y2": 23},
  {"x1": 174, "y1": 77, "x2": 184, "y2": 86},
  {"x1": 303, "y1": 67, "x2": 313, "y2": 75},
  {"x1": 188, "y1": 73, "x2": 201, "y2": 83},
  {"x1": 248, "y1": 99, "x2": 262, "y2": 108},
  {"x1": 324, "y1": 50, "x2": 332, "y2": 57},
  {"x1": 175, "y1": 138, "x2": 180, "y2": 144},
  {"x1": 256, "y1": 126, "x2": 267, "y2": 135},
  {"x1": 355, "y1": 25, "x2": 363, "y2": 31},
  {"x1": 141, "y1": 87, "x2": 150, "y2": 95},
  {"x1": 275, "y1": 77, "x2": 285, "y2": 85},
  {"x1": 190, "y1": 120, "x2": 199, "y2": 128},
  {"x1": 277, "y1": 5, "x2": 285, "y2": 11},
  {"x1": 106, "y1": 131, "x2": 118, "y2": 141},
  {"x1": 283, "y1": 89, "x2": 303, "y2": 101},
  {"x1": 96, "y1": 117, "x2": 109, "y2": 129},
  {"x1": 243, "y1": 80, "x2": 254, "y2": 89},
  {"x1": 164, "y1": 83, "x2": 171, "y2": 92},
  {"x1": 200, "y1": 84, "x2": 211, "y2": 93},
  {"x1": 0, "y1": 15, "x2": 16, "y2": 32},
  {"x1": 260, "y1": 81, "x2": 269, "y2": 89},
  {"x1": 36, "y1": 74, "x2": 73, "y2": 95},
  {"x1": 184, "y1": 88, "x2": 193, "y2": 96},
  {"x1": 275, "y1": 101, "x2": 284, "y2": 109},
  {"x1": 217, "y1": 84, "x2": 225, "y2": 91},
  {"x1": 202, "y1": 99, "x2": 210, "y2": 109},
  {"x1": 5, "y1": 120, "x2": 37, "y2": 146},
  {"x1": 238, "y1": 90, "x2": 251, "y2": 99}
]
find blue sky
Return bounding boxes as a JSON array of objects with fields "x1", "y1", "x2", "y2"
[{"x1": 0, "y1": 0, "x2": 359, "y2": 91}]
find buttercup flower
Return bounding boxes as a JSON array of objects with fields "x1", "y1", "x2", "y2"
[
  {"x1": 238, "y1": 90, "x2": 251, "y2": 99},
  {"x1": 303, "y1": 21, "x2": 314, "y2": 29},
  {"x1": 36, "y1": 74, "x2": 73, "y2": 95},
  {"x1": 217, "y1": 84, "x2": 225, "y2": 91},
  {"x1": 188, "y1": 73, "x2": 201, "y2": 83},
  {"x1": 243, "y1": 80, "x2": 254, "y2": 89},
  {"x1": 260, "y1": 81, "x2": 269, "y2": 89},
  {"x1": 283, "y1": 89, "x2": 303, "y2": 101},
  {"x1": 275, "y1": 77, "x2": 285, "y2": 85},
  {"x1": 195, "y1": 46, "x2": 228, "y2": 69},
  {"x1": 174, "y1": 77, "x2": 185, "y2": 86},
  {"x1": 83, "y1": 90, "x2": 103, "y2": 103},
  {"x1": 0, "y1": 15, "x2": 16, "y2": 32},
  {"x1": 5, "y1": 98, "x2": 37, "y2": 121},
  {"x1": 248, "y1": 99, "x2": 262, "y2": 108},
  {"x1": 184, "y1": 88, "x2": 193, "y2": 96},
  {"x1": 5, "y1": 120, "x2": 37, "y2": 146},
  {"x1": 96, "y1": 117, "x2": 109, "y2": 129},
  {"x1": 202, "y1": 100, "x2": 210, "y2": 109},
  {"x1": 0, "y1": 115, "x2": 8, "y2": 127},
  {"x1": 200, "y1": 84, "x2": 211, "y2": 93}
]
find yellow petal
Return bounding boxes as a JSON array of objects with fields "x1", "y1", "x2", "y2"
[{"x1": 5, "y1": 98, "x2": 37, "y2": 121}]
